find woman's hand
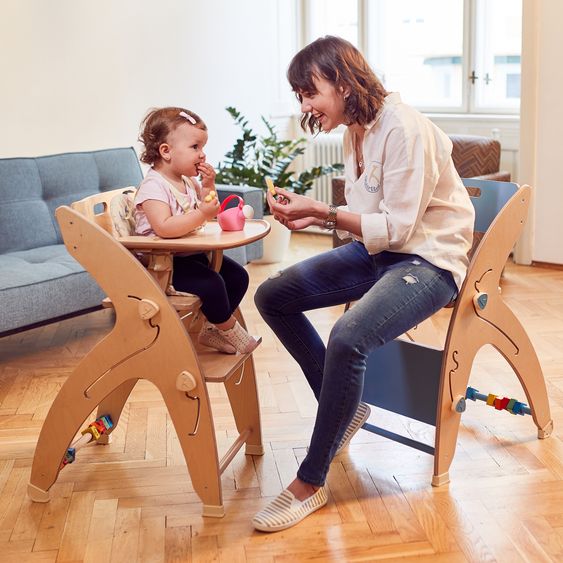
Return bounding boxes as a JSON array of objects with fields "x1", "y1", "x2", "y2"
[
  {"x1": 275, "y1": 215, "x2": 321, "y2": 231},
  {"x1": 197, "y1": 162, "x2": 216, "y2": 191},
  {"x1": 266, "y1": 187, "x2": 325, "y2": 230}
]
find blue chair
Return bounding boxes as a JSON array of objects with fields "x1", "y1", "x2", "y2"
[{"x1": 359, "y1": 179, "x2": 553, "y2": 486}]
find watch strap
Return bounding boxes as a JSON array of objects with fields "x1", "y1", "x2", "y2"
[{"x1": 323, "y1": 204, "x2": 338, "y2": 230}]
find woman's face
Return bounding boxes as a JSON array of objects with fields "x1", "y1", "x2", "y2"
[{"x1": 299, "y1": 75, "x2": 347, "y2": 132}]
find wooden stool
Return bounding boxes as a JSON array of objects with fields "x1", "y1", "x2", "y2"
[{"x1": 358, "y1": 180, "x2": 553, "y2": 486}]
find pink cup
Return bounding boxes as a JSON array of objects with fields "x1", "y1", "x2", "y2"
[{"x1": 217, "y1": 194, "x2": 246, "y2": 231}]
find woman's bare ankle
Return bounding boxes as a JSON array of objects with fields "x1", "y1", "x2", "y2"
[{"x1": 287, "y1": 477, "x2": 319, "y2": 501}]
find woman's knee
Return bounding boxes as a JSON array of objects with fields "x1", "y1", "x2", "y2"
[
  {"x1": 254, "y1": 277, "x2": 278, "y2": 314},
  {"x1": 327, "y1": 316, "x2": 361, "y2": 356}
]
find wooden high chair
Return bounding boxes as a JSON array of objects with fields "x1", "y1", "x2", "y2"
[
  {"x1": 358, "y1": 179, "x2": 553, "y2": 486},
  {"x1": 27, "y1": 188, "x2": 270, "y2": 517}
]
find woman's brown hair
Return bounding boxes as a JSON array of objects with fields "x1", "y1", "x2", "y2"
[
  {"x1": 139, "y1": 107, "x2": 206, "y2": 165},
  {"x1": 287, "y1": 36, "x2": 388, "y2": 134}
]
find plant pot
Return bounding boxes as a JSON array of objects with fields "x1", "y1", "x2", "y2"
[{"x1": 252, "y1": 215, "x2": 291, "y2": 264}]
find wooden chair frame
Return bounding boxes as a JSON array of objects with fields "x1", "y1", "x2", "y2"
[
  {"x1": 359, "y1": 180, "x2": 553, "y2": 486},
  {"x1": 27, "y1": 188, "x2": 270, "y2": 517}
]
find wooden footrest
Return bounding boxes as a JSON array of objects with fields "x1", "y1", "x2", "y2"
[{"x1": 101, "y1": 294, "x2": 201, "y2": 314}]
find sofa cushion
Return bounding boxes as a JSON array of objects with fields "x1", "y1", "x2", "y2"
[
  {"x1": 0, "y1": 159, "x2": 59, "y2": 253},
  {"x1": 0, "y1": 147, "x2": 143, "y2": 253},
  {"x1": 0, "y1": 245, "x2": 105, "y2": 332}
]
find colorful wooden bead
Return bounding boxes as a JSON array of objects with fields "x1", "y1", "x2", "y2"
[{"x1": 486, "y1": 393, "x2": 497, "y2": 406}]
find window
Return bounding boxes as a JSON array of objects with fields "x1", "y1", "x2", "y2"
[{"x1": 302, "y1": 0, "x2": 522, "y2": 114}]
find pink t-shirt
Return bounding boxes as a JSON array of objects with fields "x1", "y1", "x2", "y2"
[{"x1": 134, "y1": 168, "x2": 200, "y2": 236}]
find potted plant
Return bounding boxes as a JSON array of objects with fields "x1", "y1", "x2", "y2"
[{"x1": 216, "y1": 107, "x2": 343, "y2": 263}]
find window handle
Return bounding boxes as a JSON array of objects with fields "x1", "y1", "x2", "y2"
[
  {"x1": 484, "y1": 73, "x2": 493, "y2": 85},
  {"x1": 469, "y1": 70, "x2": 479, "y2": 84}
]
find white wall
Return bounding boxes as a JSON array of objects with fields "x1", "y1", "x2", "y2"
[
  {"x1": 0, "y1": 0, "x2": 299, "y2": 165},
  {"x1": 519, "y1": 0, "x2": 563, "y2": 265}
]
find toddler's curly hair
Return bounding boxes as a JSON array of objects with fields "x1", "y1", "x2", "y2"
[{"x1": 139, "y1": 107, "x2": 207, "y2": 165}]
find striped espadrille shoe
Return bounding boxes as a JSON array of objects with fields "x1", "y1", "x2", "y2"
[
  {"x1": 335, "y1": 401, "x2": 371, "y2": 455},
  {"x1": 252, "y1": 487, "x2": 328, "y2": 532}
]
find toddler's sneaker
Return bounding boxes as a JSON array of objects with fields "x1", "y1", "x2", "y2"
[
  {"x1": 220, "y1": 320, "x2": 261, "y2": 354},
  {"x1": 198, "y1": 321, "x2": 236, "y2": 354}
]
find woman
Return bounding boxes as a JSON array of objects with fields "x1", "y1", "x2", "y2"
[{"x1": 252, "y1": 36, "x2": 475, "y2": 532}]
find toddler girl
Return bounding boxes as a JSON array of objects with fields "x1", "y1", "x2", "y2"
[{"x1": 135, "y1": 106, "x2": 259, "y2": 354}]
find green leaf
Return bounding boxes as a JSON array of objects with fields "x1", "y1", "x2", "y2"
[{"x1": 216, "y1": 107, "x2": 344, "y2": 213}]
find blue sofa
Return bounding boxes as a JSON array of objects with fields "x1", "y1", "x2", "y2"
[{"x1": 0, "y1": 147, "x2": 263, "y2": 334}]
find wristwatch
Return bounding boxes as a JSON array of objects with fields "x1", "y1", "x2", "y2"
[{"x1": 323, "y1": 204, "x2": 338, "y2": 230}]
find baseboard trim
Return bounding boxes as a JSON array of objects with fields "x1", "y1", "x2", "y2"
[{"x1": 531, "y1": 261, "x2": 563, "y2": 271}]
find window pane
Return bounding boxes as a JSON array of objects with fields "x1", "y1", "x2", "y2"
[
  {"x1": 366, "y1": 0, "x2": 464, "y2": 109},
  {"x1": 307, "y1": 0, "x2": 358, "y2": 46},
  {"x1": 474, "y1": 0, "x2": 521, "y2": 111}
]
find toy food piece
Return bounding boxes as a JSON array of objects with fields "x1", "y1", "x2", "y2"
[
  {"x1": 265, "y1": 177, "x2": 276, "y2": 195},
  {"x1": 242, "y1": 204, "x2": 254, "y2": 219},
  {"x1": 204, "y1": 190, "x2": 217, "y2": 203}
]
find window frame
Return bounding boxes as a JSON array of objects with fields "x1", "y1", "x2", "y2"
[{"x1": 300, "y1": 0, "x2": 521, "y2": 116}]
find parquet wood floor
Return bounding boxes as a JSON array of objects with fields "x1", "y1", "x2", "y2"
[{"x1": 1, "y1": 232, "x2": 563, "y2": 562}]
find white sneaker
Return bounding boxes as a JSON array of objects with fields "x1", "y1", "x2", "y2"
[
  {"x1": 252, "y1": 487, "x2": 327, "y2": 532},
  {"x1": 335, "y1": 402, "x2": 371, "y2": 455},
  {"x1": 198, "y1": 321, "x2": 236, "y2": 354},
  {"x1": 219, "y1": 320, "x2": 261, "y2": 354}
]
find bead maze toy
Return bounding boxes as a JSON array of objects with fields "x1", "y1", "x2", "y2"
[
  {"x1": 27, "y1": 188, "x2": 270, "y2": 517},
  {"x1": 463, "y1": 386, "x2": 531, "y2": 416},
  {"x1": 358, "y1": 179, "x2": 553, "y2": 486},
  {"x1": 60, "y1": 415, "x2": 113, "y2": 468}
]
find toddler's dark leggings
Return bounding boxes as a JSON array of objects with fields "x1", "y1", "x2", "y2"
[{"x1": 172, "y1": 253, "x2": 249, "y2": 324}]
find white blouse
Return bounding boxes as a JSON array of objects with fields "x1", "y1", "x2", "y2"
[{"x1": 336, "y1": 92, "x2": 475, "y2": 289}]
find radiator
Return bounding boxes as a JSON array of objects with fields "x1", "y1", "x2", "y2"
[{"x1": 304, "y1": 133, "x2": 344, "y2": 204}]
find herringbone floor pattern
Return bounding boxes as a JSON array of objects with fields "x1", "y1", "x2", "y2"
[{"x1": 1, "y1": 233, "x2": 563, "y2": 562}]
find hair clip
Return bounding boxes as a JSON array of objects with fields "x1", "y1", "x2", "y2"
[{"x1": 179, "y1": 111, "x2": 197, "y2": 125}]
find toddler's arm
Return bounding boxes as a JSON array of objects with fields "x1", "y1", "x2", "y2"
[{"x1": 141, "y1": 198, "x2": 219, "y2": 238}]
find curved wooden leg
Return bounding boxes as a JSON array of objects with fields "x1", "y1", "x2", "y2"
[
  {"x1": 29, "y1": 379, "x2": 102, "y2": 501},
  {"x1": 224, "y1": 358, "x2": 264, "y2": 456},
  {"x1": 485, "y1": 301, "x2": 553, "y2": 438},
  {"x1": 433, "y1": 344, "x2": 478, "y2": 487},
  {"x1": 162, "y1": 384, "x2": 224, "y2": 517},
  {"x1": 28, "y1": 335, "x2": 144, "y2": 502}
]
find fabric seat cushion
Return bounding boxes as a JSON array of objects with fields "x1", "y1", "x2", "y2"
[{"x1": 0, "y1": 245, "x2": 105, "y2": 332}]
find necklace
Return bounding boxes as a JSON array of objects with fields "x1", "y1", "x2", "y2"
[{"x1": 355, "y1": 131, "x2": 364, "y2": 171}]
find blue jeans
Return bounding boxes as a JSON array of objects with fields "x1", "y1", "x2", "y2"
[{"x1": 254, "y1": 241, "x2": 458, "y2": 486}]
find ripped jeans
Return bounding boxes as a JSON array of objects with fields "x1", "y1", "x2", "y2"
[{"x1": 254, "y1": 241, "x2": 458, "y2": 486}]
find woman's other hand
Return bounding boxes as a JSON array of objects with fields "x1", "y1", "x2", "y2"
[{"x1": 267, "y1": 187, "x2": 325, "y2": 230}]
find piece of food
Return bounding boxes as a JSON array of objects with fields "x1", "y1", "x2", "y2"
[{"x1": 265, "y1": 177, "x2": 276, "y2": 195}]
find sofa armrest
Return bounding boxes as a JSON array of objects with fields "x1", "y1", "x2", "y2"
[
  {"x1": 215, "y1": 184, "x2": 264, "y2": 263},
  {"x1": 474, "y1": 171, "x2": 511, "y2": 182}
]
